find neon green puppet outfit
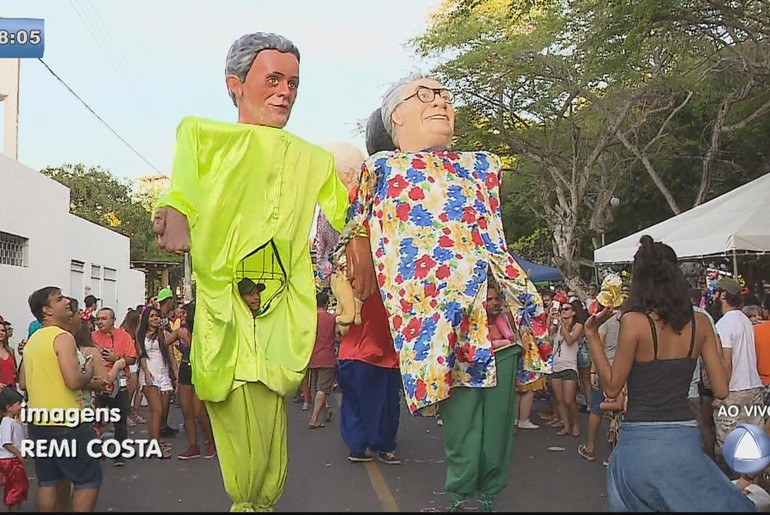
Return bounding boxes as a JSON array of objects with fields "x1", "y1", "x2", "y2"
[{"x1": 156, "y1": 116, "x2": 349, "y2": 511}]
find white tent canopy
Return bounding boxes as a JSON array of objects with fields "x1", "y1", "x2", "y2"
[{"x1": 594, "y1": 172, "x2": 770, "y2": 264}]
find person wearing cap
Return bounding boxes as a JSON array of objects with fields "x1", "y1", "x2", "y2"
[
  {"x1": 154, "y1": 288, "x2": 179, "y2": 439},
  {"x1": 713, "y1": 276, "x2": 764, "y2": 473},
  {"x1": 157, "y1": 288, "x2": 174, "y2": 325},
  {"x1": 237, "y1": 279, "x2": 266, "y2": 317},
  {"x1": 151, "y1": 32, "x2": 349, "y2": 511}
]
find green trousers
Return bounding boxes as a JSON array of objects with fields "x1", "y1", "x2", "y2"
[
  {"x1": 440, "y1": 345, "x2": 520, "y2": 507},
  {"x1": 206, "y1": 382, "x2": 287, "y2": 512}
]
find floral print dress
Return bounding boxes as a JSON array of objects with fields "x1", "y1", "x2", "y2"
[{"x1": 337, "y1": 150, "x2": 551, "y2": 415}]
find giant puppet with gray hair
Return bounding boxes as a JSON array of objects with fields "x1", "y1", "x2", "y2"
[
  {"x1": 334, "y1": 75, "x2": 552, "y2": 511},
  {"x1": 153, "y1": 33, "x2": 350, "y2": 511}
]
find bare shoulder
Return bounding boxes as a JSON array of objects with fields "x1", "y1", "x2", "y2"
[{"x1": 618, "y1": 312, "x2": 648, "y2": 332}]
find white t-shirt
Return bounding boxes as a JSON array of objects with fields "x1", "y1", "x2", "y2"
[
  {"x1": 598, "y1": 311, "x2": 621, "y2": 363},
  {"x1": 552, "y1": 331, "x2": 579, "y2": 373},
  {"x1": 0, "y1": 416, "x2": 22, "y2": 460},
  {"x1": 716, "y1": 309, "x2": 763, "y2": 392}
]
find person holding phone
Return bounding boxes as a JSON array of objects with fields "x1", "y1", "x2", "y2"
[{"x1": 91, "y1": 308, "x2": 136, "y2": 467}]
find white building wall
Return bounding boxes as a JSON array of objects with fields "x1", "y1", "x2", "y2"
[
  {"x1": 0, "y1": 58, "x2": 20, "y2": 160},
  {"x1": 0, "y1": 153, "x2": 145, "y2": 337}
]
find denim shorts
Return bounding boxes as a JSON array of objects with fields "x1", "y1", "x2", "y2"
[
  {"x1": 27, "y1": 423, "x2": 103, "y2": 489},
  {"x1": 550, "y1": 369, "x2": 578, "y2": 381},
  {"x1": 577, "y1": 341, "x2": 591, "y2": 369},
  {"x1": 590, "y1": 376, "x2": 604, "y2": 415}
]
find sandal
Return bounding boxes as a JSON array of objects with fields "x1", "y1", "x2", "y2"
[
  {"x1": 578, "y1": 444, "x2": 596, "y2": 461},
  {"x1": 547, "y1": 419, "x2": 564, "y2": 428},
  {"x1": 308, "y1": 423, "x2": 325, "y2": 429},
  {"x1": 556, "y1": 429, "x2": 570, "y2": 436}
]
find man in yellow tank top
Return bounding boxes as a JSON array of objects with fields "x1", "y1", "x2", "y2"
[{"x1": 19, "y1": 287, "x2": 103, "y2": 512}]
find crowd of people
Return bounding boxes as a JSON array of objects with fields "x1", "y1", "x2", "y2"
[{"x1": 0, "y1": 286, "x2": 218, "y2": 511}]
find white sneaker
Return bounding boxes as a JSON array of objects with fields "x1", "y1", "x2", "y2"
[{"x1": 518, "y1": 420, "x2": 539, "y2": 429}]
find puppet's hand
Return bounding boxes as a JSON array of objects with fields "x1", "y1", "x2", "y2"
[
  {"x1": 345, "y1": 236, "x2": 377, "y2": 301},
  {"x1": 154, "y1": 207, "x2": 191, "y2": 253}
]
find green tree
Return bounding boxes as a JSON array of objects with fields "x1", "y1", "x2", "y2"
[
  {"x1": 414, "y1": 0, "x2": 647, "y2": 290},
  {"x1": 414, "y1": 0, "x2": 770, "y2": 291},
  {"x1": 41, "y1": 163, "x2": 182, "y2": 263}
]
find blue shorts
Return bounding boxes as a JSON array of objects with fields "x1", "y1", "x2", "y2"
[
  {"x1": 590, "y1": 376, "x2": 604, "y2": 415},
  {"x1": 27, "y1": 423, "x2": 103, "y2": 489},
  {"x1": 577, "y1": 341, "x2": 591, "y2": 369}
]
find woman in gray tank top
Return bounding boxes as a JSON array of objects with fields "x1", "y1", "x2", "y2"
[{"x1": 585, "y1": 235, "x2": 754, "y2": 512}]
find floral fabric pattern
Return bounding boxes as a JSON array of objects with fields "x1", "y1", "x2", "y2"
[
  {"x1": 337, "y1": 150, "x2": 550, "y2": 414},
  {"x1": 314, "y1": 210, "x2": 339, "y2": 282}
]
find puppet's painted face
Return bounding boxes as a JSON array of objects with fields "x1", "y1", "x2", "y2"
[
  {"x1": 227, "y1": 49, "x2": 299, "y2": 128},
  {"x1": 391, "y1": 77, "x2": 455, "y2": 153}
]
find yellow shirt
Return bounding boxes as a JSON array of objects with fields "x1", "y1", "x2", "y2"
[
  {"x1": 24, "y1": 325, "x2": 83, "y2": 426},
  {"x1": 170, "y1": 319, "x2": 183, "y2": 363}
]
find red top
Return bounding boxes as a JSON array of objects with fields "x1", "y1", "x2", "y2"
[
  {"x1": 310, "y1": 311, "x2": 338, "y2": 369},
  {"x1": 755, "y1": 322, "x2": 770, "y2": 385},
  {"x1": 338, "y1": 293, "x2": 399, "y2": 369},
  {"x1": 91, "y1": 328, "x2": 137, "y2": 372},
  {"x1": 0, "y1": 353, "x2": 16, "y2": 388}
]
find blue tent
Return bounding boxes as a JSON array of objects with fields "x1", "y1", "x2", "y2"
[{"x1": 510, "y1": 252, "x2": 563, "y2": 283}]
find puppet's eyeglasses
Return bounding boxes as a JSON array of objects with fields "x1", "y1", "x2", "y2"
[{"x1": 403, "y1": 86, "x2": 454, "y2": 104}]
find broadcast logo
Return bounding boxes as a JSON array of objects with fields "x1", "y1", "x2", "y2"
[{"x1": 723, "y1": 423, "x2": 770, "y2": 475}]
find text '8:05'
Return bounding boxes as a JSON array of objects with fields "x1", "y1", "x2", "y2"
[{"x1": 0, "y1": 18, "x2": 45, "y2": 59}]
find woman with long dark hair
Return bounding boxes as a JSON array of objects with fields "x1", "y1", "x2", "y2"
[
  {"x1": 119, "y1": 310, "x2": 144, "y2": 425},
  {"x1": 166, "y1": 302, "x2": 216, "y2": 459},
  {"x1": 586, "y1": 235, "x2": 753, "y2": 511},
  {"x1": 548, "y1": 298, "x2": 586, "y2": 437},
  {"x1": 137, "y1": 307, "x2": 176, "y2": 459},
  {"x1": 0, "y1": 323, "x2": 17, "y2": 392}
]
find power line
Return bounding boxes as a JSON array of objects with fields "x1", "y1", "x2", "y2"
[
  {"x1": 68, "y1": 0, "x2": 149, "y2": 110},
  {"x1": 80, "y1": 0, "x2": 150, "y2": 108},
  {"x1": 37, "y1": 58, "x2": 162, "y2": 173}
]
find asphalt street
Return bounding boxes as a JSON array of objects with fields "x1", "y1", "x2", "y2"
[{"x1": 20, "y1": 394, "x2": 609, "y2": 512}]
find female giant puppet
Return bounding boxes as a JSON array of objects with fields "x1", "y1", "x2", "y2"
[
  {"x1": 336, "y1": 75, "x2": 551, "y2": 512},
  {"x1": 152, "y1": 33, "x2": 350, "y2": 512}
]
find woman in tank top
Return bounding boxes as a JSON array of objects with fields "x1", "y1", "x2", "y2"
[
  {"x1": 137, "y1": 307, "x2": 176, "y2": 459},
  {"x1": 586, "y1": 235, "x2": 753, "y2": 511},
  {"x1": 119, "y1": 309, "x2": 145, "y2": 426},
  {"x1": 165, "y1": 302, "x2": 216, "y2": 460},
  {"x1": 548, "y1": 299, "x2": 586, "y2": 437}
]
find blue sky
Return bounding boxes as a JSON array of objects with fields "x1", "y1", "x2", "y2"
[{"x1": 3, "y1": 0, "x2": 440, "y2": 182}]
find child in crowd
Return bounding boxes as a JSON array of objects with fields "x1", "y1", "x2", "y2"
[{"x1": 0, "y1": 388, "x2": 28, "y2": 511}]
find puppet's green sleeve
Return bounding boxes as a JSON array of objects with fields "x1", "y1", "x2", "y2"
[
  {"x1": 154, "y1": 118, "x2": 200, "y2": 227},
  {"x1": 317, "y1": 159, "x2": 350, "y2": 233}
]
